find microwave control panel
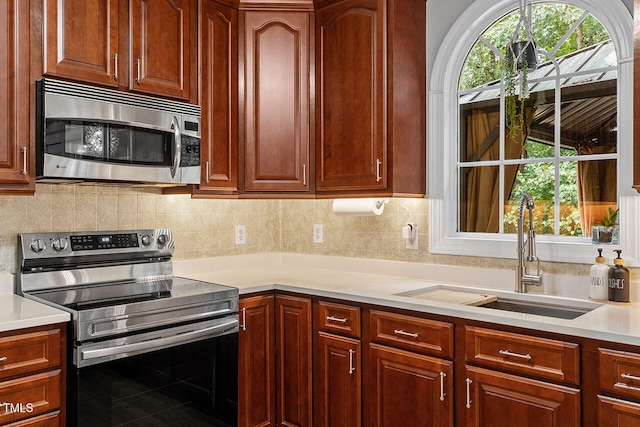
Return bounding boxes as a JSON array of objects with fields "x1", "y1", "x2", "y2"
[{"x1": 181, "y1": 136, "x2": 201, "y2": 167}]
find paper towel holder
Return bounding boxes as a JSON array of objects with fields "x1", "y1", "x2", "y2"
[
  {"x1": 377, "y1": 198, "x2": 389, "y2": 209},
  {"x1": 331, "y1": 197, "x2": 390, "y2": 217}
]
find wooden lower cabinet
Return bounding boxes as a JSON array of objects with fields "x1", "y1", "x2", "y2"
[
  {"x1": 314, "y1": 331, "x2": 361, "y2": 427},
  {"x1": 275, "y1": 295, "x2": 312, "y2": 427},
  {"x1": 239, "y1": 294, "x2": 312, "y2": 427},
  {"x1": 369, "y1": 343, "x2": 453, "y2": 427},
  {"x1": 238, "y1": 295, "x2": 276, "y2": 427},
  {"x1": 599, "y1": 395, "x2": 640, "y2": 426},
  {"x1": 464, "y1": 365, "x2": 580, "y2": 427},
  {"x1": 0, "y1": 324, "x2": 65, "y2": 426}
]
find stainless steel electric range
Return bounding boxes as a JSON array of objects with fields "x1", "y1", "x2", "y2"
[{"x1": 17, "y1": 229, "x2": 238, "y2": 427}]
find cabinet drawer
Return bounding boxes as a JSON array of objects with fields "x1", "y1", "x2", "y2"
[
  {"x1": 317, "y1": 301, "x2": 361, "y2": 339},
  {"x1": 5, "y1": 411, "x2": 61, "y2": 427},
  {"x1": 0, "y1": 328, "x2": 61, "y2": 380},
  {"x1": 0, "y1": 370, "x2": 61, "y2": 425},
  {"x1": 599, "y1": 347, "x2": 640, "y2": 400},
  {"x1": 465, "y1": 326, "x2": 580, "y2": 385},
  {"x1": 369, "y1": 310, "x2": 453, "y2": 359}
]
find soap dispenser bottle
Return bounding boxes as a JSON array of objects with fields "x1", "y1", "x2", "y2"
[
  {"x1": 608, "y1": 249, "x2": 630, "y2": 303},
  {"x1": 590, "y1": 248, "x2": 609, "y2": 300}
]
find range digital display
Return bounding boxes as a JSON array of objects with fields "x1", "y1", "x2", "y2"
[{"x1": 71, "y1": 233, "x2": 139, "y2": 251}]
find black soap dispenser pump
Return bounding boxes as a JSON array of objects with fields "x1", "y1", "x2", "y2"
[{"x1": 608, "y1": 249, "x2": 630, "y2": 303}]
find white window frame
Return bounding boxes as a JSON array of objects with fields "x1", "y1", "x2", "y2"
[{"x1": 428, "y1": 0, "x2": 639, "y2": 266}]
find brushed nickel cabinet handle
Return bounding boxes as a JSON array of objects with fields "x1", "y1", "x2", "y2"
[
  {"x1": 393, "y1": 329, "x2": 419, "y2": 339},
  {"x1": 240, "y1": 307, "x2": 246, "y2": 331},
  {"x1": 466, "y1": 378, "x2": 472, "y2": 409},
  {"x1": 113, "y1": 53, "x2": 118, "y2": 80},
  {"x1": 303, "y1": 164, "x2": 307, "y2": 186},
  {"x1": 0, "y1": 356, "x2": 7, "y2": 362},
  {"x1": 376, "y1": 159, "x2": 382, "y2": 182},
  {"x1": 21, "y1": 147, "x2": 27, "y2": 175},
  {"x1": 348, "y1": 349, "x2": 355, "y2": 374},
  {"x1": 326, "y1": 316, "x2": 348, "y2": 324},
  {"x1": 136, "y1": 59, "x2": 141, "y2": 83},
  {"x1": 439, "y1": 372, "x2": 446, "y2": 402},
  {"x1": 499, "y1": 349, "x2": 532, "y2": 361},
  {"x1": 205, "y1": 161, "x2": 210, "y2": 183},
  {"x1": 621, "y1": 373, "x2": 640, "y2": 382}
]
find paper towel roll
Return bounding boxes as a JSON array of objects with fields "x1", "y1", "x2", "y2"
[{"x1": 332, "y1": 198, "x2": 387, "y2": 216}]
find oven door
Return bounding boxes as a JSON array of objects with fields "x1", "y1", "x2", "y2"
[{"x1": 68, "y1": 318, "x2": 238, "y2": 427}]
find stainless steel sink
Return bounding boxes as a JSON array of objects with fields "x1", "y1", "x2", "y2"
[
  {"x1": 478, "y1": 298, "x2": 596, "y2": 319},
  {"x1": 394, "y1": 285, "x2": 601, "y2": 320}
]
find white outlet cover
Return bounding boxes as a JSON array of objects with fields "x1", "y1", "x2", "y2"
[
  {"x1": 313, "y1": 224, "x2": 323, "y2": 243},
  {"x1": 235, "y1": 225, "x2": 246, "y2": 245}
]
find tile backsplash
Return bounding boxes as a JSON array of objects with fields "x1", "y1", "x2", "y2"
[{"x1": 0, "y1": 184, "x2": 619, "y2": 280}]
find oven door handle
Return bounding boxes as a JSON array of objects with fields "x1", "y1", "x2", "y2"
[{"x1": 80, "y1": 318, "x2": 237, "y2": 363}]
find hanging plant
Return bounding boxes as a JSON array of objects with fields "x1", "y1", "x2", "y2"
[{"x1": 504, "y1": 0, "x2": 537, "y2": 143}]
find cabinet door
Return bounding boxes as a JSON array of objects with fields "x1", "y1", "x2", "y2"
[
  {"x1": 129, "y1": 0, "x2": 196, "y2": 101},
  {"x1": 0, "y1": 0, "x2": 33, "y2": 192},
  {"x1": 465, "y1": 365, "x2": 580, "y2": 427},
  {"x1": 315, "y1": 331, "x2": 361, "y2": 427},
  {"x1": 196, "y1": 0, "x2": 238, "y2": 194},
  {"x1": 369, "y1": 343, "x2": 453, "y2": 427},
  {"x1": 238, "y1": 295, "x2": 276, "y2": 427},
  {"x1": 43, "y1": 0, "x2": 120, "y2": 87},
  {"x1": 276, "y1": 295, "x2": 312, "y2": 427},
  {"x1": 599, "y1": 395, "x2": 640, "y2": 427},
  {"x1": 315, "y1": 0, "x2": 386, "y2": 192},
  {"x1": 243, "y1": 11, "x2": 311, "y2": 192}
]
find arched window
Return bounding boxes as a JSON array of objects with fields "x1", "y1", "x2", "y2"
[{"x1": 428, "y1": 0, "x2": 639, "y2": 265}]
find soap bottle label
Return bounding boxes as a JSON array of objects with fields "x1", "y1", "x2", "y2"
[{"x1": 609, "y1": 277, "x2": 625, "y2": 290}]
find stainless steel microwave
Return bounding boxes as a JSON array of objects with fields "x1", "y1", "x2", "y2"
[{"x1": 36, "y1": 79, "x2": 201, "y2": 186}]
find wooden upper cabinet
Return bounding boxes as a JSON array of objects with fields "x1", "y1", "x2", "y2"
[
  {"x1": 130, "y1": 0, "x2": 196, "y2": 101},
  {"x1": 43, "y1": 0, "x2": 120, "y2": 87},
  {"x1": 242, "y1": 10, "x2": 311, "y2": 193},
  {"x1": 315, "y1": 0, "x2": 425, "y2": 196},
  {"x1": 43, "y1": 0, "x2": 196, "y2": 102},
  {"x1": 315, "y1": 0, "x2": 384, "y2": 193},
  {"x1": 0, "y1": 0, "x2": 33, "y2": 193},
  {"x1": 194, "y1": 0, "x2": 239, "y2": 195}
]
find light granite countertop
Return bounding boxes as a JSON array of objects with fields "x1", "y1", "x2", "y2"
[
  {"x1": 0, "y1": 294, "x2": 70, "y2": 333},
  {"x1": 174, "y1": 253, "x2": 640, "y2": 347},
  {"x1": 3, "y1": 253, "x2": 640, "y2": 347}
]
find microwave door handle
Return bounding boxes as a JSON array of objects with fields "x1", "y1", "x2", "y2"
[{"x1": 171, "y1": 116, "x2": 182, "y2": 179}]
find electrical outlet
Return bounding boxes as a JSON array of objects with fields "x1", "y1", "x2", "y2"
[
  {"x1": 313, "y1": 224, "x2": 323, "y2": 243},
  {"x1": 235, "y1": 225, "x2": 246, "y2": 245}
]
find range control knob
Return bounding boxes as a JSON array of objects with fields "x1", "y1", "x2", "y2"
[
  {"x1": 157, "y1": 234, "x2": 167, "y2": 246},
  {"x1": 29, "y1": 239, "x2": 45, "y2": 253},
  {"x1": 141, "y1": 235, "x2": 151, "y2": 246},
  {"x1": 51, "y1": 238, "x2": 68, "y2": 252}
]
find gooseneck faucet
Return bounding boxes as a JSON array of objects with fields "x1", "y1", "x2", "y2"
[{"x1": 516, "y1": 192, "x2": 542, "y2": 292}]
